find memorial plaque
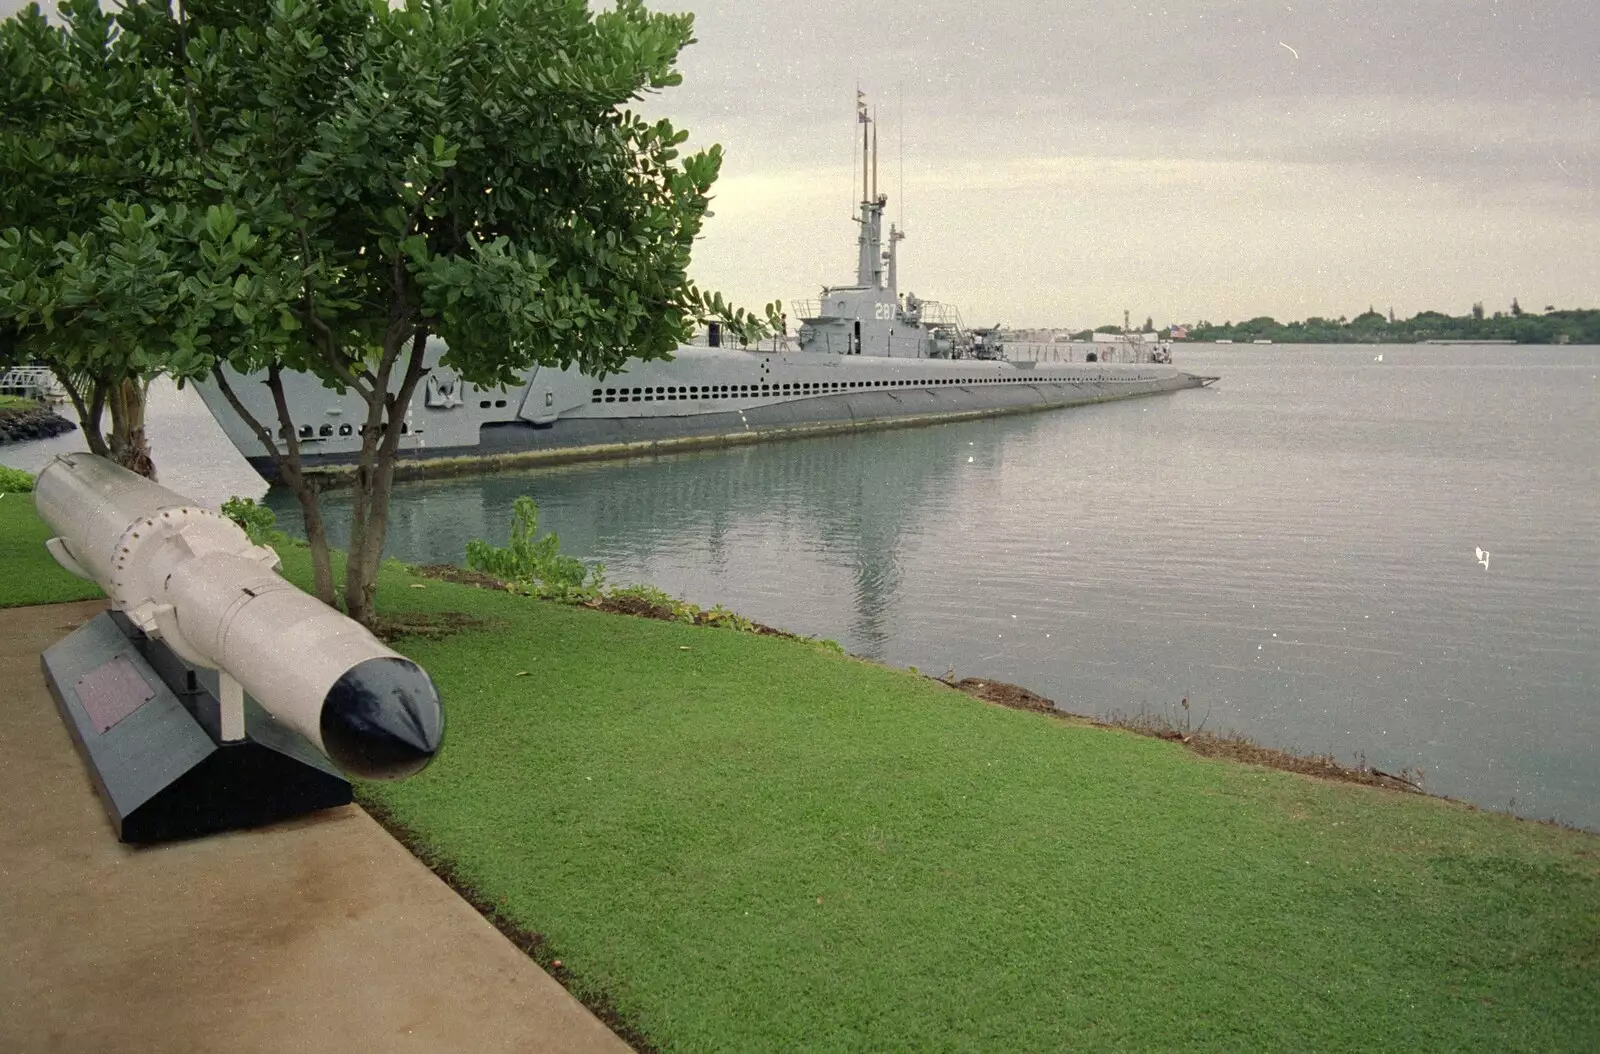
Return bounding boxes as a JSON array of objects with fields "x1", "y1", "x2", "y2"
[{"x1": 76, "y1": 655, "x2": 157, "y2": 734}]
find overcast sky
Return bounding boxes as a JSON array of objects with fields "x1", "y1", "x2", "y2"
[
  {"x1": 641, "y1": 0, "x2": 1598, "y2": 328},
  {"x1": 5, "y1": 0, "x2": 1595, "y2": 327}
]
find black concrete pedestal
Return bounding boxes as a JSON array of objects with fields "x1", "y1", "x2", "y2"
[{"x1": 41, "y1": 612, "x2": 351, "y2": 843}]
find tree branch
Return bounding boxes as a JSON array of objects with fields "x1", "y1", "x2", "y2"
[
  {"x1": 54, "y1": 368, "x2": 89, "y2": 425},
  {"x1": 176, "y1": 1, "x2": 208, "y2": 157},
  {"x1": 386, "y1": 175, "x2": 449, "y2": 335},
  {"x1": 211, "y1": 365, "x2": 296, "y2": 480},
  {"x1": 406, "y1": 176, "x2": 450, "y2": 240},
  {"x1": 264, "y1": 362, "x2": 306, "y2": 469},
  {"x1": 392, "y1": 326, "x2": 430, "y2": 424},
  {"x1": 53, "y1": 367, "x2": 109, "y2": 457},
  {"x1": 216, "y1": 366, "x2": 336, "y2": 606},
  {"x1": 294, "y1": 223, "x2": 372, "y2": 400}
]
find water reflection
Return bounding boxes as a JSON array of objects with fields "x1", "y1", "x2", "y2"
[
  {"x1": 262, "y1": 346, "x2": 1599, "y2": 830},
  {"x1": 271, "y1": 417, "x2": 1022, "y2": 656}
]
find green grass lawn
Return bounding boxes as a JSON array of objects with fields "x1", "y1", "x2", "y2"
[
  {"x1": 0, "y1": 492, "x2": 103, "y2": 607},
  {"x1": 271, "y1": 550, "x2": 1600, "y2": 1053},
  {"x1": 0, "y1": 395, "x2": 40, "y2": 412},
  {"x1": 3, "y1": 489, "x2": 1595, "y2": 1051}
]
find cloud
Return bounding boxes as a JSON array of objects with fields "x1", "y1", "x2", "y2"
[
  {"x1": 7, "y1": 0, "x2": 1595, "y2": 324},
  {"x1": 644, "y1": 0, "x2": 1598, "y2": 322},
  {"x1": 694, "y1": 150, "x2": 1597, "y2": 327}
]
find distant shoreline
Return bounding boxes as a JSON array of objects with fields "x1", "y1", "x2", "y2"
[
  {"x1": 1029, "y1": 306, "x2": 1599, "y2": 347},
  {"x1": 1188, "y1": 338, "x2": 1527, "y2": 346}
]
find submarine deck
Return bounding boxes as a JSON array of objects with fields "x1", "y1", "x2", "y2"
[{"x1": 262, "y1": 371, "x2": 1209, "y2": 484}]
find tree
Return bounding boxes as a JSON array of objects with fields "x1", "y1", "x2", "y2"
[
  {"x1": 141, "y1": 0, "x2": 772, "y2": 623},
  {"x1": 0, "y1": 1, "x2": 201, "y2": 477},
  {"x1": 3, "y1": 0, "x2": 773, "y2": 624},
  {"x1": 1511, "y1": 298, "x2": 1523, "y2": 316}
]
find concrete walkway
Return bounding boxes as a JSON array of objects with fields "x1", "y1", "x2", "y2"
[{"x1": 0, "y1": 601, "x2": 631, "y2": 1054}]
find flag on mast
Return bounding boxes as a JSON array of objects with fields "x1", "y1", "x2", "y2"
[{"x1": 857, "y1": 89, "x2": 869, "y2": 124}]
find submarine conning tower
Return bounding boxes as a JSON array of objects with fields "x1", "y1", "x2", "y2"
[{"x1": 796, "y1": 92, "x2": 966, "y2": 360}]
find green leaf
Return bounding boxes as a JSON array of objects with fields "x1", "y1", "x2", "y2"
[{"x1": 0, "y1": 0, "x2": 758, "y2": 612}]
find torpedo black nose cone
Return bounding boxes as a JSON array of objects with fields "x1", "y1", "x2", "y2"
[{"x1": 320, "y1": 657, "x2": 444, "y2": 779}]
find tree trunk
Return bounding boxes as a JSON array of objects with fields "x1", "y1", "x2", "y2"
[
  {"x1": 282, "y1": 463, "x2": 337, "y2": 607},
  {"x1": 343, "y1": 330, "x2": 428, "y2": 627},
  {"x1": 106, "y1": 377, "x2": 156, "y2": 480},
  {"x1": 299, "y1": 487, "x2": 337, "y2": 605},
  {"x1": 53, "y1": 369, "x2": 111, "y2": 458},
  {"x1": 343, "y1": 405, "x2": 385, "y2": 626},
  {"x1": 344, "y1": 449, "x2": 397, "y2": 627},
  {"x1": 263, "y1": 369, "x2": 336, "y2": 606},
  {"x1": 210, "y1": 366, "x2": 337, "y2": 607}
]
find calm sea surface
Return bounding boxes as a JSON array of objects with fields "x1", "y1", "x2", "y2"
[{"x1": 8, "y1": 346, "x2": 1597, "y2": 828}]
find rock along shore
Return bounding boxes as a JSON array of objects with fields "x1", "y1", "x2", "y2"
[{"x1": 0, "y1": 403, "x2": 77, "y2": 446}]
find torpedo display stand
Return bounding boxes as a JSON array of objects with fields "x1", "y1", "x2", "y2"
[
  {"x1": 42, "y1": 610, "x2": 352, "y2": 844},
  {"x1": 32, "y1": 453, "x2": 443, "y2": 844}
]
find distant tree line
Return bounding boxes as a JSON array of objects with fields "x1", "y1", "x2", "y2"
[{"x1": 1176, "y1": 303, "x2": 1600, "y2": 345}]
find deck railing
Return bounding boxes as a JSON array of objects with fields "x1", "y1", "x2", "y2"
[
  {"x1": 682, "y1": 330, "x2": 797, "y2": 353},
  {"x1": 999, "y1": 341, "x2": 1165, "y2": 364}
]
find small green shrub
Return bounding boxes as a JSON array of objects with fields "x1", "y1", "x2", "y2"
[
  {"x1": 466, "y1": 495, "x2": 605, "y2": 602},
  {"x1": 607, "y1": 583, "x2": 675, "y2": 606},
  {"x1": 609, "y1": 583, "x2": 699, "y2": 622},
  {"x1": 220, "y1": 495, "x2": 284, "y2": 545},
  {"x1": 700, "y1": 604, "x2": 754, "y2": 632},
  {"x1": 0, "y1": 465, "x2": 36, "y2": 493},
  {"x1": 461, "y1": 499, "x2": 830, "y2": 645}
]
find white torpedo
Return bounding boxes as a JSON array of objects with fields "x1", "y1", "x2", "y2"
[{"x1": 34, "y1": 453, "x2": 444, "y2": 779}]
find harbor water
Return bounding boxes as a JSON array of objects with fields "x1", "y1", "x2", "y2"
[{"x1": 6, "y1": 345, "x2": 1597, "y2": 828}]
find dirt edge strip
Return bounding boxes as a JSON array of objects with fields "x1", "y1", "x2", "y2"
[
  {"x1": 412, "y1": 561, "x2": 1429, "y2": 795},
  {"x1": 413, "y1": 564, "x2": 815, "y2": 641},
  {"x1": 942, "y1": 676, "x2": 1424, "y2": 793},
  {"x1": 357, "y1": 795, "x2": 661, "y2": 1054},
  {"x1": 948, "y1": 676, "x2": 1588, "y2": 834}
]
